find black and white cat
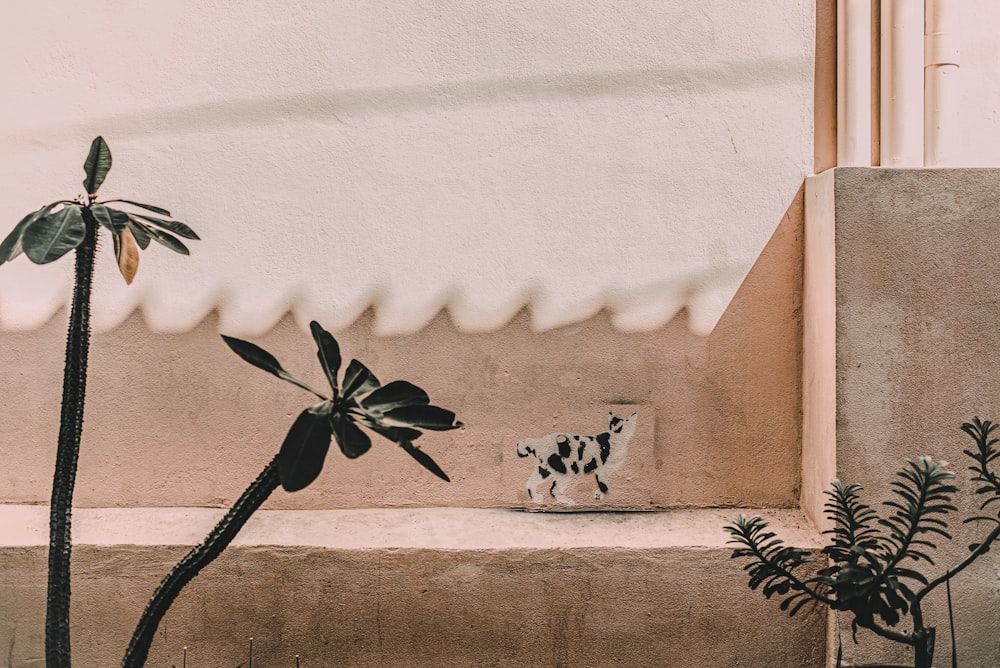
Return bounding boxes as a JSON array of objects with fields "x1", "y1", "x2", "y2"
[{"x1": 516, "y1": 412, "x2": 637, "y2": 505}]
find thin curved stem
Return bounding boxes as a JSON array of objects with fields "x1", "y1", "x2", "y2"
[
  {"x1": 856, "y1": 618, "x2": 915, "y2": 646},
  {"x1": 915, "y1": 522, "x2": 1000, "y2": 606},
  {"x1": 45, "y1": 220, "x2": 98, "y2": 668},
  {"x1": 947, "y1": 573, "x2": 957, "y2": 668},
  {"x1": 122, "y1": 456, "x2": 280, "y2": 668}
]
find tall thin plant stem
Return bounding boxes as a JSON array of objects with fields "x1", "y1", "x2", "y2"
[
  {"x1": 122, "y1": 456, "x2": 280, "y2": 668},
  {"x1": 45, "y1": 219, "x2": 98, "y2": 668}
]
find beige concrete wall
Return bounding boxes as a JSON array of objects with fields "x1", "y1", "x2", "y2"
[
  {"x1": 0, "y1": 190, "x2": 804, "y2": 509},
  {"x1": 813, "y1": 167, "x2": 1000, "y2": 667}
]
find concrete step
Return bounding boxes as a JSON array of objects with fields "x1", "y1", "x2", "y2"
[{"x1": 0, "y1": 506, "x2": 826, "y2": 667}]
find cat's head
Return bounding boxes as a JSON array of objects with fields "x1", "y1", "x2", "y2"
[{"x1": 608, "y1": 411, "x2": 637, "y2": 440}]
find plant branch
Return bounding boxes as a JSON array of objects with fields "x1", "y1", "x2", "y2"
[
  {"x1": 45, "y1": 220, "x2": 98, "y2": 668},
  {"x1": 857, "y1": 618, "x2": 916, "y2": 646},
  {"x1": 122, "y1": 456, "x2": 280, "y2": 668},
  {"x1": 915, "y1": 522, "x2": 1000, "y2": 606}
]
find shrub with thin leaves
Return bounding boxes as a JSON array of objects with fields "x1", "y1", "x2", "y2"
[{"x1": 725, "y1": 419, "x2": 1000, "y2": 668}]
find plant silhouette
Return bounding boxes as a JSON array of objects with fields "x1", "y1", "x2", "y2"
[
  {"x1": 0, "y1": 137, "x2": 198, "y2": 668},
  {"x1": 122, "y1": 322, "x2": 461, "y2": 667},
  {"x1": 726, "y1": 419, "x2": 1000, "y2": 668}
]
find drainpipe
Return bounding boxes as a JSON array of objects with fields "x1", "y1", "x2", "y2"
[
  {"x1": 837, "y1": 0, "x2": 872, "y2": 166},
  {"x1": 924, "y1": 0, "x2": 962, "y2": 166},
  {"x1": 881, "y1": 0, "x2": 924, "y2": 166}
]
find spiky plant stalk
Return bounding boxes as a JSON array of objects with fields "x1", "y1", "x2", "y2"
[
  {"x1": 0, "y1": 137, "x2": 199, "y2": 667},
  {"x1": 45, "y1": 217, "x2": 98, "y2": 668},
  {"x1": 122, "y1": 457, "x2": 280, "y2": 668},
  {"x1": 123, "y1": 323, "x2": 461, "y2": 667}
]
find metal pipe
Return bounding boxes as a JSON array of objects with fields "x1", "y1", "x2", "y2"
[
  {"x1": 838, "y1": 0, "x2": 873, "y2": 166},
  {"x1": 925, "y1": 0, "x2": 962, "y2": 166},
  {"x1": 881, "y1": 0, "x2": 924, "y2": 166}
]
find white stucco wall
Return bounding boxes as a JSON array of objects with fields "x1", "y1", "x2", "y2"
[
  {"x1": 0, "y1": 1, "x2": 814, "y2": 336},
  {"x1": 958, "y1": 1, "x2": 1000, "y2": 166}
]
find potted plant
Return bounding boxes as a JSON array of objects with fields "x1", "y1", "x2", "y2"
[{"x1": 725, "y1": 418, "x2": 1000, "y2": 668}]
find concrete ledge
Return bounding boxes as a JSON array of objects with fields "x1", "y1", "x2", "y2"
[
  {"x1": 0, "y1": 505, "x2": 822, "y2": 549},
  {"x1": 0, "y1": 506, "x2": 826, "y2": 667}
]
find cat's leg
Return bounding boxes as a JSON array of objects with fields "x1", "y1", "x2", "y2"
[
  {"x1": 594, "y1": 472, "x2": 610, "y2": 500},
  {"x1": 551, "y1": 475, "x2": 577, "y2": 506},
  {"x1": 525, "y1": 465, "x2": 549, "y2": 503}
]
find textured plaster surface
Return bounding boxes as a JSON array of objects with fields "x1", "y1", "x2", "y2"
[
  {"x1": 827, "y1": 168, "x2": 1000, "y2": 668},
  {"x1": 0, "y1": 0, "x2": 812, "y2": 336},
  {"x1": 0, "y1": 509, "x2": 825, "y2": 667},
  {"x1": 0, "y1": 191, "x2": 804, "y2": 510}
]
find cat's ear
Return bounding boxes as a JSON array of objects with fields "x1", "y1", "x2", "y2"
[{"x1": 629, "y1": 412, "x2": 637, "y2": 420}]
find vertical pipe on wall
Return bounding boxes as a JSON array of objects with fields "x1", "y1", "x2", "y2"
[
  {"x1": 837, "y1": 0, "x2": 873, "y2": 166},
  {"x1": 880, "y1": 0, "x2": 924, "y2": 166},
  {"x1": 924, "y1": 0, "x2": 962, "y2": 166}
]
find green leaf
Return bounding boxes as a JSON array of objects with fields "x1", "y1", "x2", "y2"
[
  {"x1": 309, "y1": 321, "x2": 341, "y2": 394},
  {"x1": 341, "y1": 359, "x2": 380, "y2": 400},
  {"x1": 361, "y1": 421, "x2": 423, "y2": 445},
  {"x1": 331, "y1": 411, "x2": 372, "y2": 458},
  {"x1": 129, "y1": 212, "x2": 199, "y2": 240},
  {"x1": 1, "y1": 211, "x2": 44, "y2": 265},
  {"x1": 22, "y1": 206, "x2": 86, "y2": 264},
  {"x1": 278, "y1": 407, "x2": 333, "y2": 492},
  {"x1": 220, "y1": 335, "x2": 327, "y2": 399},
  {"x1": 382, "y1": 404, "x2": 463, "y2": 431},
  {"x1": 132, "y1": 218, "x2": 190, "y2": 254},
  {"x1": 360, "y1": 380, "x2": 430, "y2": 413},
  {"x1": 83, "y1": 136, "x2": 112, "y2": 195},
  {"x1": 397, "y1": 440, "x2": 450, "y2": 482},
  {"x1": 0, "y1": 202, "x2": 73, "y2": 265},
  {"x1": 0, "y1": 214, "x2": 31, "y2": 265},
  {"x1": 101, "y1": 199, "x2": 171, "y2": 216},
  {"x1": 90, "y1": 204, "x2": 126, "y2": 234},
  {"x1": 104, "y1": 207, "x2": 134, "y2": 235},
  {"x1": 125, "y1": 219, "x2": 151, "y2": 249}
]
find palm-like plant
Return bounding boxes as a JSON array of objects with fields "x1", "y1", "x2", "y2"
[
  {"x1": 122, "y1": 322, "x2": 462, "y2": 668},
  {"x1": 725, "y1": 419, "x2": 1000, "y2": 668},
  {"x1": 2, "y1": 136, "x2": 198, "y2": 281},
  {"x1": 0, "y1": 137, "x2": 198, "y2": 668}
]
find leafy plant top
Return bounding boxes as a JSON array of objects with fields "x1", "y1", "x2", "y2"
[
  {"x1": 0, "y1": 137, "x2": 199, "y2": 283},
  {"x1": 223, "y1": 321, "x2": 463, "y2": 491},
  {"x1": 726, "y1": 419, "x2": 1000, "y2": 656}
]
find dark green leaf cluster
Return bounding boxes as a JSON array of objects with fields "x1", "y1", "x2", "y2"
[
  {"x1": 222, "y1": 321, "x2": 462, "y2": 492},
  {"x1": 724, "y1": 514, "x2": 826, "y2": 617},
  {"x1": 815, "y1": 458, "x2": 957, "y2": 631},
  {"x1": 728, "y1": 421, "x2": 1000, "y2": 663},
  {"x1": 0, "y1": 137, "x2": 198, "y2": 282},
  {"x1": 727, "y1": 457, "x2": 959, "y2": 632}
]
